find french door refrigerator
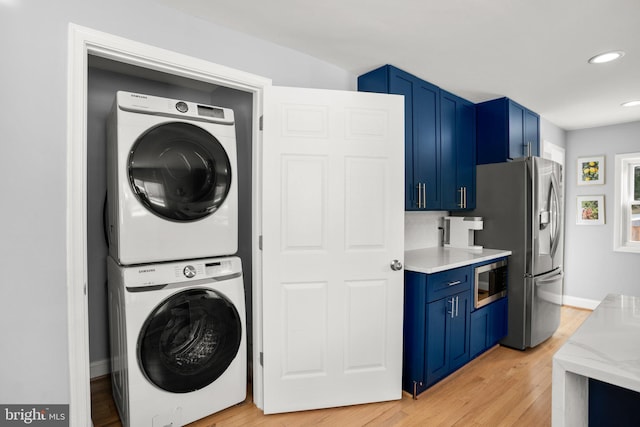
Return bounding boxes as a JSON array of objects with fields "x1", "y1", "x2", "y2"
[{"x1": 464, "y1": 157, "x2": 563, "y2": 349}]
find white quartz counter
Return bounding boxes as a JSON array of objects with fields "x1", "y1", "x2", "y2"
[
  {"x1": 404, "y1": 246, "x2": 512, "y2": 274},
  {"x1": 552, "y1": 293, "x2": 640, "y2": 427}
]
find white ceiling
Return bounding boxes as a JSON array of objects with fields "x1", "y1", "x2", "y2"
[{"x1": 158, "y1": 0, "x2": 640, "y2": 130}]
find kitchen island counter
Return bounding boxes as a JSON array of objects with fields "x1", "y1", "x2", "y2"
[
  {"x1": 405, "y1": 246, "x2": 512, "y2": 274},
  {"x1": 553, "y1": 293, "x2": 640, "y2": 426}
]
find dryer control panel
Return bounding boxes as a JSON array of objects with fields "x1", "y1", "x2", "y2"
[
  {"x1": 111, "y1": 256, "x2": 241, "y2": 288},
  {"x1": 116, "y1": 91, "x2": 235, "y2": 125}
]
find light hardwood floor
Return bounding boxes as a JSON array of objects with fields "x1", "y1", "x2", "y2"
[{"x1": 91, "y1": 305, "x2": 591, "y2": 427}]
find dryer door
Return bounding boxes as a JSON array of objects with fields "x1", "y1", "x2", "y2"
[
  {"x1": 128, "y1": 122, "x2": 232, "y2": 221},
  {"x1": 138, "y1": 288, "x2": 242, "y2": 393}
]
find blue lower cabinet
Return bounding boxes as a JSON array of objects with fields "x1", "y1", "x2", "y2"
[
  {"x1": 404, "y1": 263, "x2": 508, "y2": 398},
  {"x1": 448, "y1": 291, "x2": 472, "y2": 371},
  {"x1": 589, "y1": 378, "x2": 640, "y2": 426},
  {"x1": 403, "y1": 272, "x2": 428, "y2": 395},
  {"x1": 425, "y1": 291, "x2": 471, "y2": 386},
  {"x1": 403, "y1": 269, "x2": 471, "y2": 397},
  {"x1": 425, "y1": 296, "x2": 448, "y2": 384},
  {"x1": 470, "y1": 297, "x2": 508, "y2": 359},
  {"x1": 488, "y1": 297, "x2": 508, "y2": 346}
]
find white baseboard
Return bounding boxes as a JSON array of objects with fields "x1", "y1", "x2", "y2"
[
  {"x1": 90, "y1": 358, "x2": 110, "y2": 379},
  {"x1": 563, "y1": 295, "x2": 600, "y2": 310}
]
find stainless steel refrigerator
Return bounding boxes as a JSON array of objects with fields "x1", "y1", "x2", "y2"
[{"x1": 464, "y1": 157, "x2": 564, "y2": 350}]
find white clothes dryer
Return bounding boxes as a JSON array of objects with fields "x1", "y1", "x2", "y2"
[
  {"x1": 107, "y1": 91, "x2": 238, "y2": 265},
  {"x1": 107, "y1": 256, "x2": 246, "y2": 427}
]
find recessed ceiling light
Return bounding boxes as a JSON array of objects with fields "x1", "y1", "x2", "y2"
[
  {"x1": 621, "y1": 100, "x2": 640, "y2": 107},
  {"x1": 588, "y1": 51, "x2": 625, "y2": 64}
]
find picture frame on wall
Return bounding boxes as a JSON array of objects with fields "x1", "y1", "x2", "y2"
[
  {"x1": 577, "y1": 155, "x2": 605, "y2": 185},
  {"x1": 576, "y1": 195, "x2": 605, "y2": 225}
]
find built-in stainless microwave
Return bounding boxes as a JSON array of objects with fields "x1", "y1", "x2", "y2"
[{"x1": 474, "y1": 259, "x2": 508, "y2": 308}]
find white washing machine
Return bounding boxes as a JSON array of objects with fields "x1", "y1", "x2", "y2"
[
  {"x1": 107, "y1": 91, "x2": 238, "y2": 265},
  {"x1": 107, "y1": 256, "x2": 246, "y2": 427}
]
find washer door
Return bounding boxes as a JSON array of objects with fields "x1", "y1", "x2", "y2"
[
  {"x1": 128, "y1": 122, "x2": 232, "y2": 222},
  {"x1": 138, "y1": 288, "x2": 242, "y2": 393}
]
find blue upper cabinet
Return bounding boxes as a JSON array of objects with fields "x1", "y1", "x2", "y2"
[
  {"x1": 358, "y1": 65, "x2": 475, "y2": 211},
  {"x1": 358, "y1": 65, "x2": 440, "y2": 210},
  {"x1": 440, "y1": 90, "x2": 476, "y2": 210},
  {"x1": 412, "y1": 79, "x2": 441, "y2": 210},
  {"x1": 476, "y1": 97, "x2": 540, "y2": 164}
]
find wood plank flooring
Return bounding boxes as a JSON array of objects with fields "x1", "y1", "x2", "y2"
[{"x1": 91, "y1": 305, "x2": 591, "y2": 427}]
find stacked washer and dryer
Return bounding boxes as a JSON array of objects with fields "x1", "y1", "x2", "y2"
[{"x1": 106, "y1": 91, "x2": 246, "y2": 427}]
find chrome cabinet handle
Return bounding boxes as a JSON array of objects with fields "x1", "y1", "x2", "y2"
[
  {"x1": 417, "y1": 182, "x2": 427, "y2": 209},
  {"x1": 390, "y1": 259, "x2": 403, "y2": 271},
  {"x1": 458, "y1": 187, "x2": 468, "y2": 209},
  {"x1": 455, "y1": 296, "x2": 459, "y2": 317},
  {"x1": 458, "y1": 187, "x2": 468, "y2": 208},
  {"x1": 416, "y1": 183, "x2": 427, "y2": 209},
  {"x1": 448, "y1": 280, "x2": 461, "y2": 287},
  {"x1": 422, "y1": 183, "x2": 426, "y2": 208},
  {"x1": 448, "y1": 298, "x2": 455, "y2": 318}
]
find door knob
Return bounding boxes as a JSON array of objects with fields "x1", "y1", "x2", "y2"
[{"x1": 390, "y1": 260, "x2": 403, "y2": 271}]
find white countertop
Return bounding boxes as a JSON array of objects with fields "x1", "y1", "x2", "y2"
[
  {"x1": 404, "y1": 246, "x2": 512, "y2": 274},
  {"x1": 554, "y1": 293, "x2": 640, "y2": 391},
  {"x1": 552, "y1": 293, "x2": 640, "y2": 426}
]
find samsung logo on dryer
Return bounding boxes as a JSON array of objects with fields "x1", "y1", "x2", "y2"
[
  {"x1": 130, "y1": 93, "x2": 148, "y2": 99},
  {"x1": 138, "y1": 268, "x2": 156, "y2": 274}
]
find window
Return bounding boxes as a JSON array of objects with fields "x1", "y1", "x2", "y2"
[{"x1": 614, "y1": 153, "x2": 640, "y2": 252}]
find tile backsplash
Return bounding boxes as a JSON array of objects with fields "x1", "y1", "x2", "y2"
[{"x1": 405, "y1": 211, "x2": 445, "y2": 251}]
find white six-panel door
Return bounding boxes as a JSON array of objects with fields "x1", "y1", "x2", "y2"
[{"x1": 260, "y1": 86, "x2": 405, "y2": 414}]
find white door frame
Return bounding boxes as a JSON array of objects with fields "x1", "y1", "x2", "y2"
[{"x1": 66, "y1": 24, "x2": 270, "y2": 426}]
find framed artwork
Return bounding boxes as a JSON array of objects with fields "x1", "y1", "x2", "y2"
[
  {"x1": 576, "y1": 195, "x2": 605, "y2": 225},
  {"x1": 577, "y1": 155, "x2": 605, "y2": 185}
]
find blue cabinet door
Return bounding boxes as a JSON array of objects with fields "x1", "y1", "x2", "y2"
[
  {"x1": 470, "y1": 306, "x2": 489, "y2": 358},
  {"x1": 508, "y1": 101, "x2": 525, "y2": 159},
  {"x1": 358, "y1": 65, "x2": 440, "y2": 210},
  {"x1": 440, "y1": 90, "x2": 476, "y2": 210},
  {"x1": 458, "y1": 100, "x2": 476, "y2": 208},
  {"x1": 448, "y1": 291, "x2": 471, "y2": 370},
  {"x1": 488, "y1": 297, "x2": 508, "y2": 346},
  {"x1": 425, "y1": 291, "x2": 470, "y2": 386},
  {"x1": 402, "y1": 272, "x2": 427, "y2": 394},
  {"x1": 387, "y1": 69, "x2": 417, "y2": 210},
  {"x1": 413, "y1": 80, "x2": 440, "y2": 209},
  {"x1": 470, "y1": 297, "x2": 508, "y2": 359},
  {"x1": 425, "y1": 297, "x2": 448, "y2": 385},
  {"x1": 524, "y1": 108, "x2": 540, "y2": 157},
  {"x1": 440, "y1": 92, "x2": 457, "y2": 209}
]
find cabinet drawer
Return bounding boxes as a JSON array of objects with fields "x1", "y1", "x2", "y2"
[{"x1": 426, "y1": 266, "x2": 471, "y2": 303}]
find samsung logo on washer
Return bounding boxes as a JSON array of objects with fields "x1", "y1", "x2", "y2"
[
  {"x1": 130, "y1": 93, "x2": 147, "y2": 99},
  {"x1": 138, "y1": 268, "x2": 156, "y2": 274}
]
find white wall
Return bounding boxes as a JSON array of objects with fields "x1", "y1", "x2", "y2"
[
  {"x1": 541, "y1": 117, "x2": 567, "y2": 149},
  {"x1": 0, "y1": 0, "x2": 354, "y2": 405},
  {"x1": 564, "y1": 121, "x2": 640, "y2": 306}
]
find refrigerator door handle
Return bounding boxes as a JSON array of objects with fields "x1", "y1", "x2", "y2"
[
  {"x1": 549, "y1": 173, "x2": 561, "y2": 259},
  {"x1": 536, "y1": 270, "x2": 564, "y2": 286}
]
